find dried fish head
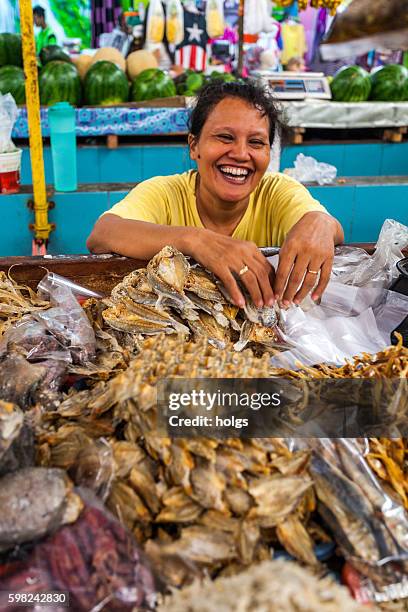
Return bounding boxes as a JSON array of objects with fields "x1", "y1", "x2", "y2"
[
  {"x1": 243, "y1": 301, "x2": 279, "y2": 328},
  {"x1": 147, "y1": 246, "x2": 190, "y2": 295},
  {"x1": 234, "y1": 320, "x2": 287, "y2": 352}
]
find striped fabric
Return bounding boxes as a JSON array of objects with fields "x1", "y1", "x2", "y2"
[
  {"x1": 175, "y1": 7, "x2": 208, "y2": 71},
  {"x1": 91, "y1": 0, "x2": 122, "y2": 48}
]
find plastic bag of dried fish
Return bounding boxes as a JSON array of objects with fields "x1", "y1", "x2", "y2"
[
  {"x1": 36, "y1": 272, "x2": 96, "y2": 364},
  {"x1": 296, "y1": 438, "x2": 408, "y2": 596},
  {"x1": 0, "y1": 491, "x2": 158, "y2": 612}
]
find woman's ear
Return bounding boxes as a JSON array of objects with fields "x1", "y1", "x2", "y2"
[{"x1": 188, "y1": 133, "x2": 199, "y2": 160}]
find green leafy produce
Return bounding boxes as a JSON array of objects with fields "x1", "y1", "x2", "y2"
[
  {"x1": 208, "y1": 71, "x2": 237, "y2": 83},
  {"x1": 330, "y1": 65, "x2": 371, "y2": 102},
  {"x1": 40, "y1": 45, "x2": 71, "y2": 66},
  {"x1": 131, "y1": 68, "x2": 176, "y2": 101},
  {"x1": 39, "y1": 60, "x2": 81, "y2": 106},
  {"x1": 0, "y1": 65, "x2": 25, "y2": 104},
  {"x1": 84, "y1": 61, "x2": 129, "y2": 105},
  {"x1": 0, "y1": 33, "x2": 23, "y2": 68},
  {"x1": 369, "y1": 64, "x2": 408, "y2": 102}
]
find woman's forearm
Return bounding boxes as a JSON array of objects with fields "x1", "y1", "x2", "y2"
[{"x1": 86, "y1": 214, "x2": 199, "y2": 260}]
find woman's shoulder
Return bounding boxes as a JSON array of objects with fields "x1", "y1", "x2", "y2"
[{"x1": 257, "y1": 172, "x2": 302, "y2": 189}]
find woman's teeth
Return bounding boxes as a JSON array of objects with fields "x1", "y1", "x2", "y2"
[{"x1": 219, "y1": 166, "x2": 250, "y2": 183}]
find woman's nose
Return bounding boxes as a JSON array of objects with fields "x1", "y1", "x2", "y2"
[{"x1": 229, "y1": 139, "x2": 251, "y2": 160}]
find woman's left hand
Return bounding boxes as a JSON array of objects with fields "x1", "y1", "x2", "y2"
[{"x1": 274, "y1": 211, "x2": 343, "y2": 306}]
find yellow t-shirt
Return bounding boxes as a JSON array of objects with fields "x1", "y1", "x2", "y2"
[{"x1": 106, "y1": 170, "x2": 327, "y2": 247}]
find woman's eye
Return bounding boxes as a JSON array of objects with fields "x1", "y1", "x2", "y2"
[
  {"x1": 217, "y1": 134, "x2": 233, "y2": 141},
  {"x1": 250, "y1": 140, "x2": 266, "y2": 147}
]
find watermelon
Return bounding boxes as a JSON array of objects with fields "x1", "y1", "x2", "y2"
[
  {"x1": 0, "y1": 33, "x2": 23, "y2": 67},
  {"x1": 39, "y1": 61, "x2": 81, "y2": 106},
  {"x1": 40, "y1": 45, "x2": 71, "y2": 66},
  {"x1": 330, "y1": 65, "x2": 371, "y2": 102},
  {"x1": 369, "y1": 64, "x2": 408, "y2": 102},
  {"x1": 131, "y1": 68, "x2": 176, "y2": 101},
  {"x1": 84, "y1": 61, "x2": 129, "y2": 105},
  {"x1": 0, "y1": 65, "x2": 26, "y2": 104}
]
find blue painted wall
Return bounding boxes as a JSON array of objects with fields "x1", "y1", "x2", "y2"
[
  {"x1": 1, "y1": 181, "x2": 407, "y2": 256},
  {"x1": 20, "y1": 141, "x2": 408, "y2": 186}
]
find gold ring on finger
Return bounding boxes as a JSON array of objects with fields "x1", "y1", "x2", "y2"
[
  {"x1": 239, "y1": 264, "x2": 250, "y2": 276},
  {"x1": 307, "y1": 269, "x2": 319, "y2": 275}
]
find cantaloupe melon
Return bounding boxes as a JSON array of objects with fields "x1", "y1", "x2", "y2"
[
  {"x1": 73, "y1": 54, "x2": 93, "y2": 80},
  {"x1": 126, "y1": 50, "x2": 158, "y2": 81},
  {"x1": 91, "y1": 47, "x2": 126, "y2": 72}
]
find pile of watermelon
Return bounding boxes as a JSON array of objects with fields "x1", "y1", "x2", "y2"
[{"x1": 330, "y1": 63, "x2": 408, "y2": 102}]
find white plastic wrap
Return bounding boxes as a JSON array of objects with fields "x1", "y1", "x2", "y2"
[
  {"x1": 0, "y1": 93, "x2": 18, "y2": 153},
  {"x1": 333, "y1": 219, "x2": 408, "y2": 288},
  {"x1": 269, "y1": 219, "x2": 408, "y2": 367},
  {"x1": 284, "y1": 153, "x2": 337, "y2": 185}
]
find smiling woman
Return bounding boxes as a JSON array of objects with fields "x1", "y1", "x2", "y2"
[{"x1": 87, "y1": 80, "x2": 344, "y2": 307}]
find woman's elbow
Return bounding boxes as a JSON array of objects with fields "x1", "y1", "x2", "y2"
[{"x1": 86, "y1": 222, "x2": 108, "y2": 253}]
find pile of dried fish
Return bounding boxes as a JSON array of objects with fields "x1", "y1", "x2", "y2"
[
  {"x1": 101, "y1": 246, "x2": 286, "y2": 353},
  {"x1": 36, "y1": 334, "x2": 326, "y2": 583},
  {"x1": 158, "y1": 560, "x2": 368, "y2": 612},
  {"x1": 0, "y1": 271, "x2": 49, "y2": 338}
]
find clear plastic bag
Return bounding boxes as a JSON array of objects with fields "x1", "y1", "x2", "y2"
[
  {"x1": 206, "y1": 0, "x2": 225, "y2": 39},
  {"x1": 332, "y1": 219, "x2": 408, "y2": 289},
  {"x1": 36, "y1": 273, "x2": 96, "y2": 365},
  {"x1": 0, "y1": 92, "x2": 18, "y2": 153},
  {"x1": 284, "y1": 153, "x2": 337, "y2": 185},
  {"x1": 146, "y1": 0, "x2": 165, "y2": 44},
  {"x1": 302, "y1": 439, "x2": 408, "y2": 593},
  {"x1": 166, "y1": 0, "x2": 184, "y2": 45},
  {"x1": 0, "y1": 490, "x2": 158, "y2": 611}
]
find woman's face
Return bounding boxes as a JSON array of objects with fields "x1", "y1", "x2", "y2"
[{"x1": 189, "y1": 97, "x2": 271, "y2": 204}]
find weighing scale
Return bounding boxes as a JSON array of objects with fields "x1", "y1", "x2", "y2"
[{"x1": 254, "y1": 71, "x2": 332, "y2": 100}]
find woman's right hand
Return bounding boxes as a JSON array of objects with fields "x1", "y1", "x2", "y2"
[{"x1": 185, "y1": 227, "x2": 275, "y2": 308}]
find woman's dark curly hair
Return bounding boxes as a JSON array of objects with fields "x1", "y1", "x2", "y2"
[{"x1": 188, "y1": 79, "x2": 284, "y2": 145}]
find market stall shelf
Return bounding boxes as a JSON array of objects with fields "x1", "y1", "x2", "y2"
[{"x1": 11, "y1": 101, "x2": 408, "y2": 140}]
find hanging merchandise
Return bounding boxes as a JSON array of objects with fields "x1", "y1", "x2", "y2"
[
  {"x1": 146, "y1": 0, "x2": 165, "y2": 44},
  {"x1": 166, "y1": 0, "x2": 185, "y2": 45},
  {"x1": 245, "y1": 0, "x2": 277, "y2": 36},
  {"x1": 206, "y1": 0, "x2": 225, "y2": 39},
  {"x1": 175, "y1": 8, "x2": 208, "y2": 71},
  {"x1": 280, "y1": 21, "x2": 307, "y2": 66}
]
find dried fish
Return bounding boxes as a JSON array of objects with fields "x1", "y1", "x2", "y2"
[
  {"x1": 188, "y1": 312, "x2": 231, "y2": 349},
  {"x1": 147, "y1": 246, "x2": 195, "y2": 312},
  {"x1": 185, "y1": 268, "x2": 226, "y2": 303},
  {"x1": 276, "y1": 513, "x2": 319, "y2": 566},
  {"x1": 248, "y1": 474, "x2": 313, "y2": 527},
  {"x1": 234, "y1": 320, "x2": 287, "y2": 352}
]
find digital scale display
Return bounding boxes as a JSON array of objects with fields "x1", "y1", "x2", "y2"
[{"x1": 256, "y1": 71, "x2": 332, "y2": 100}]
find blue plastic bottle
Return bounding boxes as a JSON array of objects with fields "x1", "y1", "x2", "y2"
[{"x1": 48, "y1": 102, "x2": 77, "y2": 191}]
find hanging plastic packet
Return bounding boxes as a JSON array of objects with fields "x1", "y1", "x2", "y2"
[
  {"x1": 206, "y1": 0, "x2": 225, "y2": 39},
  {"x1": 146, "y1": 0, "x2": 165, "y2": 44},
  {"x1": 166, "y1": 0, "x2": 184, "y2": 45}
]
